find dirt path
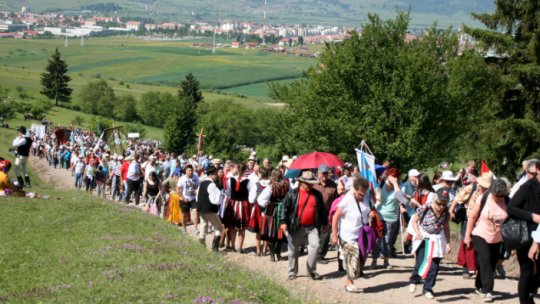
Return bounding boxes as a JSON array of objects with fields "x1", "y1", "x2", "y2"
[{"x1": 28, "y1": 156, "x2": 524, "y2": 304}]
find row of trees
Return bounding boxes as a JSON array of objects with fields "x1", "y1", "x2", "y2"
[{"x1": 38, "y1": 0, "x2": 540, "y2": 177}]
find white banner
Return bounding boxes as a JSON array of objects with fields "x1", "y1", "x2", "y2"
[{"x1": 30, "y1": 124, "x2": 46, "y2": 139}]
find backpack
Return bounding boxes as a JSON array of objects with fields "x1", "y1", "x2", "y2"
[{"x1": 453, "y1": 183, "x2": 477, "y2": 224}]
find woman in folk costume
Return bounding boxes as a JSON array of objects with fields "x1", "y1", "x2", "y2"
[
  {"x1": 408, "y1": 188, "x2": 452, "y2": 300},
  {"x1": 331, "y1": 177, "x2": 377, "y2": 293},
  {"x1": 258, "y1": 168, "x2": 290, "y2": 261},
  {"x1": 225, "y1": 163, "x2": 251, "y2": 253},
  {"x1": 165, "y1": 183, "x2": 183, "y2": 226},
  {"x1": 221, "y1": 164, "x2": 237, "y2": 251},
  {"x1": 248, "y1": 167, "x2": 270, "y2": 256}
]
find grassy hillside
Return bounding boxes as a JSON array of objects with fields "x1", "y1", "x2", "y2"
[
  {"x1": 1, "y1": 0, "x2": 495, "y2": 28},
  {"x1": 0, "y1": 129, "x2": 299, "y2": 304},
  {"x1": 0, "y1": 191, "x2": 300, "y2": 303},
  {"x1": 0, "y1": 37, "x2": 315, "y2": 99}
]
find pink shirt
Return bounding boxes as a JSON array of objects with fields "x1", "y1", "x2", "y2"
[{"x1": 472, "y1": 194, "x2": 508, "y2": 244}]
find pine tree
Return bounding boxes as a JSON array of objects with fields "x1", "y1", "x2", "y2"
[
  {"x1": 40, "y1": 48, "x2": 72, "y2": 106},
  {"x1": 179, "y1": 73, "x2": 203, "y2": 104},
  {"x1": 464, "y1": 0, "x2": 540, "y2": 174},
  {"x1": 163, "y1": 73, "x2": 203, "y2": 153},
  {"x1": 163, "y1": 99, "x2": 197, "y2": 154}
]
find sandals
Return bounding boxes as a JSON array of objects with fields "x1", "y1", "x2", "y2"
[{"x1": 345, "y1": 285, "x2": 362, "y2": 293}]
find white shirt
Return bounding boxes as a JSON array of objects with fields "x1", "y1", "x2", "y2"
[
  {"x1": 257, "y1": 184, "x2": 273, "y2": 208},
  {"x1": 247, "y1": 172, "x2": 259, "y2": 192},
  {"x1": 12, "y1": 137, "x2": 26, "y2": 148},
  {"x1": 74, "y1": 161, "x2": 85, "y2": 174},
  {"x1": 144, "y1": 163, "x2": 157, "y2": 181},
  {"x1": 248, "y1": 179, "x2": 270, "y2": 204},
  {"x1": 532, "y1": 225, "x2": 540, "y2": 243},
  {"x1": 197, "y1": 176, "x2": 222, "y2": 206},
  {"x1": 177, "y1": 174, "x2": 200, "y2": 201},
  {"x1": 509, "y1": 175, "x2": 529, "y2": 198},
  {"x1": 127, "y1": 162, "x2": 141, "y2": 181},
  {"x1": 337, "y1": 192, "x2": 370, "y2": 242}
]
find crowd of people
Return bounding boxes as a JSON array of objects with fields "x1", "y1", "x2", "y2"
[{"x1": 2, "y1": 124, "x2": 540, "y2": 304}]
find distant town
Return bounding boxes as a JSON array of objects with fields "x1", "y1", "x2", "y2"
[{"x1": 0, "y1": 6, "x2": 486, "y2": 58}]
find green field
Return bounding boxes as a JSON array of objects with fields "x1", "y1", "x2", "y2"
[
  {"x1": 0, "y1": 37, "x2": 315, "y2": 99},
  {"x1": 0, "y1": 36, "x2": 308, "y2": 139}
]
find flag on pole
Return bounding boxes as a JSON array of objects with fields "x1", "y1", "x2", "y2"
[
  {"x1": 480, "y1": 160, "x2": 496, "y2": 178},
  {"x1": 356, "y1": 146, "x2": 378, "y2": 207},
  {"x1": 480, "y1": 160, "x2": 491, "y2": 175},
  {"x1": 355, "y1": 141, "x2": 385, "y2": 239}
]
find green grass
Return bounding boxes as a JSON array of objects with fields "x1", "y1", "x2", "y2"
[
  {"x1": 0, "y1": 129, "x2": 299, "y2": 304},
  {"x1": 221, "y1": 79, "x2": 295, "y2": 99},
  {"x1": 0, "y1": 191, "x2": 298, "y2": 303}
]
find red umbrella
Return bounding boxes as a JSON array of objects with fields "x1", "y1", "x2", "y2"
[{"x1": 289, "y1": 151, "x2": 345, "y2": 170}]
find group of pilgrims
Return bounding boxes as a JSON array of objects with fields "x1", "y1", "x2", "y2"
[{"x1": 3, "y1": 124, "x2": 540, "y2": 304}]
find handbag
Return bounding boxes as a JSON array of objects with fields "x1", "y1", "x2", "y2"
[{"x1": 501, "y1": 218, "x2": 530, "y2": 250}]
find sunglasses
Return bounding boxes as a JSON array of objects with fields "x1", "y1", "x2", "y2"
[
  {"x1": 527, "y1": 171, "x2": 537, "y2": 176},
  {"x1": 435, "y1": 201, "x2": 448, "y2": 206}
]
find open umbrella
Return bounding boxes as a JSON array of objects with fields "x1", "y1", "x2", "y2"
[{"x1": 289, "y1": 151, "x2": 345, "y2": 170}]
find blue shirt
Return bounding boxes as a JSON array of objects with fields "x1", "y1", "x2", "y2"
[
  {"x1": 377, "y1": 186, "x2": 400, "y2": 222},
  {"x1": 401, "y1": 180, "x2": 416, "y2": 217}
]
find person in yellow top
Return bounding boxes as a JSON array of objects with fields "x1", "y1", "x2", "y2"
[
  {"x1": 164, "y1": 183, "x2": 183, "y2": 226},
  {"x1": 0, "y1": 160, "x2": 16, "y2": 190},
  {"x1": 0, "y1": 159, "x2": 24, "y2": 196}
]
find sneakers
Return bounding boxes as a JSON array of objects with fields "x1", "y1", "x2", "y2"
[
  {"x1": 370, "y1": 260, "x2": 377, "y2": 270},
  {"x1": 463, "y1": 272, "x2": 473, "y2": 279},
  {"x1": 408, "y1": 284, "x2": 416, "y2": 293},
  {"x1": 483, "y1": 293, "x2": 494, "y2": 302},
  {"x1": 475, "y1": 288, "x2": 485, "y2": 296},
  {"x1": 424, "y1": 292, "x2": 434, "y2": 299},
  {"x1": 382, "y1": 259, "x2": 392, "y2": 269},
  {"x1": 192, "y1": 229, "x2": 200, "y2": 236}
]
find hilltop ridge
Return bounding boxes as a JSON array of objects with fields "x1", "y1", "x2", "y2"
[{"x1": 2, "y1": 0, "x2": 495, "y2": 28}]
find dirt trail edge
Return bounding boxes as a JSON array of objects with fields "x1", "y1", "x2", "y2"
[{"x1": 29, "y1": 156, "x2": 521, "y2": 304}]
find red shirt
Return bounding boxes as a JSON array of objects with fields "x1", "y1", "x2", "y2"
[
  {"x1": 297, "y1": 188, "x2": 316, "y2": 226},
  {"x1": 120, "y1": 161, "x2": 130, "y2": 182}
]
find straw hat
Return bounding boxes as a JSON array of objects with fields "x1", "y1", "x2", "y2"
[
  {"x1": 297, "y1": 171, "x2": 318, "y2": 184},
  {"x1": 477, "y1": 172, "x2": 494, "y2": 188}
]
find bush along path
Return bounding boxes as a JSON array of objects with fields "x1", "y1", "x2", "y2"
[{"x1": 27, "y1": 156, "x2": 523, "y2": 304}]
